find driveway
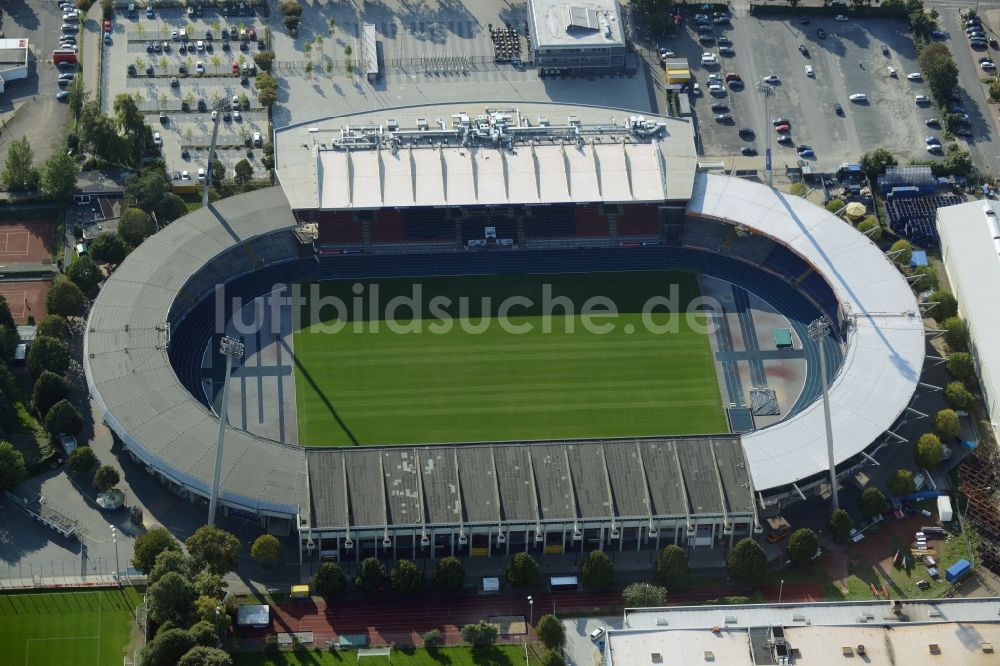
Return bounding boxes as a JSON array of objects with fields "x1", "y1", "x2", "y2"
[{"x1": 563, "y1": 615, "x2": 622, "y2": 666}]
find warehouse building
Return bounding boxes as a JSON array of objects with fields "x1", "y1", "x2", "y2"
[{"x1": 526, "y1": 0, "x2": 626, "y2": 73}]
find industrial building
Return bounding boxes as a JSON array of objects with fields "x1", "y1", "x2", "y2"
[
  {"x1": 0, "y1": 38, "x2": 29, "y2": 93},
  {"x1": 525, "y1": 0, "x2": 626, "y2": 73}
]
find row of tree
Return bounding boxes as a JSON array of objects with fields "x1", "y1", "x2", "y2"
[{"x1": 1, "y1": 137, "x2": 80, "y2": 197}]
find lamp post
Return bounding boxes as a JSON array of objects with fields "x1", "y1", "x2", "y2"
[
  {"x1": 208, "y1": 336, "x2": 244, "y2": 526},
  {"x1": 527, "y1": 595, "x2": 534, "y2": 628},
  {"x1": 778, "y1": 578, "x2": 784, "y2": 604},
  {"x1": 808, "y1": 316, "x2": 839, "y2": 511},
  {"x1": 110, "y1": 525, "x2": 120, "y2": 583},
  {"x1": 755, "y1": 81, "x2": 775, "y2": 188}
]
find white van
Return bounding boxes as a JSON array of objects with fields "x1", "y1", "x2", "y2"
[{"x1": 590, "y1": 627, "x2": 606, "y2": 641}]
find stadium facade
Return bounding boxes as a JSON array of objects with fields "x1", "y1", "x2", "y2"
[{"x1": 84, "y1": 103, "x2": 925, "y2": 562}]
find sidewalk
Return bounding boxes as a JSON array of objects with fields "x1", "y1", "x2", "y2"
[{"x1": 82, "y1": 2, "x2": 101, "y2": 104}]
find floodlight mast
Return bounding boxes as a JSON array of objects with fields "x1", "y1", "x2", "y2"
[
  {"x1": 808, "y1": 316, "x2": 839, "y2": 511},
  {"x1": 755, "y1": 82, "x2": 775, "y2": 188},
  {"x1": 208, "y1": 336, "x2": 244, "y2": 526}
]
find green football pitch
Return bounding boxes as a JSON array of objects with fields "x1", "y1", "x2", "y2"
[
  {"x1": 293, "y1": 271, "x2": 726, "y2": 446},
  {"x1": 0, "y1": 587, "x2": 142, "y2": 666}
]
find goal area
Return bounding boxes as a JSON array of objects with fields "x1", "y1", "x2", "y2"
[{"x1": 357, "y1": 646, "x2": 391, "y2": 663}]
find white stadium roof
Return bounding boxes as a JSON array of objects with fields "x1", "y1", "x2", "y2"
[
  {"x1": 690, "y1": 175, "x2": 925, "y2": 491},
  {"x1": 275, "y1": 103, "x2": 698, "y2": 211}
]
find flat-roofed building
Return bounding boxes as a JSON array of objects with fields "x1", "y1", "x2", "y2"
[
  {"x1": 0, "y1": 38, "x2": 30, "y2": 93},
  {"x1": 527, "y1": 0, "x2": 626, "y2": 73}
]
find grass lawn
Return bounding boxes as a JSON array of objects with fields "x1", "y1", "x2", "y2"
[
  {"x1": 235, "y1": 645, "x2": 535, "y2": 666},
  {"x1": 0, "y1": 587, "x2": 142, "y2": 666},
  {"x1": 293, "y1": 271, "x2": 726, "y2": 446}
]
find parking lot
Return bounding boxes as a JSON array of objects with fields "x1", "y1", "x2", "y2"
[
  {"x1": 669, "y1": 13, "x2": 948, "y2": 169},
  {"x1": 99, "y1": 2, "x2": 270, "y2": 181}
]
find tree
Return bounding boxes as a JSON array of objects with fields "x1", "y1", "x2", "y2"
[
  {"x1": 622, "y1": 582, "x2": 667, "y2": 607},
  {"x1": 540, "y1": 651, "x2": 565, "y2": 666},
  {"x1": 149, "y1": 550, "x2": 193, "y2": 585},
  {"x1": 916, "y1": 433, "x2": 944, "y2": 469},
  {"x1": 354, "y1": 557, "x2": 387, "y2": 593},
  {"x1": 233, "y1": 159, "x2": 253, "y2": 189},
  {"x1": 45, "y1": 279, "x2": 86, "y2": 317},
  {"x1": 41, "y1": 150, "x2": 80, "y2": 200},
  {"x1": 580, "y1": 549, "x2": 614, "y2": 589},
  {"x1": 889, "y1": 239, "x2": 912, "y2": 267},
  {"x1": 2, "y1": 136, "x2": 39, "y2": 191},
  {"x1": 312, "y1": 561, "x2": 346, "y2": 599},
  {"x1": 193, "y1": 594, "x2": 230, "y2": 634},
  {"x1": 825, "y1": 198, "x2": 845, "y2": 214},
  {"x1": 253, "y1": 50, "x2": 275, "y2": 72},
  {"x1": 422, "y1": 629, "x2": 443, "y2": 647},
  {"x1": 283, "y1": 15, "x2": 300, "y2": 32},
  {"x1": 942, "y1": 317, "x2": 969, "y2": 353},
  {"x1": 189, "y1": 620, "x2": 219, "y2": 648},
  {"x1": 0, "y1": 440, "x2": 26, "y2": 491},
  {"x1": 124, "y1": 164, "x2": 185, "y2": 223},
  {"x1": 132, "y1": 526, "x2": 181, "y2": 573},
  {"x1": 460, "y1": 621, "x2": 498, "y2": 648},
  {"x1": 389, "y1": 559, "x2": 424, "y2": 595},
  {"x1": 929, "y1": 291, "x2": 957, "y2": 320},
  {"x1": 147, "y1": 571, "x2": 196, "y2": 625},
  {"x1": 888, "y1": 468, "x2": 916, "y2": 496},
  {"x1": 67, "y1": 445, "x2": 98, "y2": 475},
  {"x1": 431, "y1": 556, "x2": 464, "y2": 593},
  {"x1": 186, "y1": 525, "x2": 242, "y2": 575},
  {"x1": 93, "y1": 464, "x2": 120, "y2": 491},
  {"x1": 918, "y1": 43, "x2": 959, "y2": 104},
  {"x1": 255, "y1": 73, "x2": 279, "y2": 108},
  {"x1": 250, "y1": 534, "x2": 281, "y2": 566},
  {"x1": 139, "y1": 627, "x2": 196, "y2": 666},
  {"x1": 118, "y1": 208, "x2": 156, "y2": 248},
  {"x1": 178, "y1": 646, "x2": 232, "y2": 666},
  {"x1": 859, "y1": 486, "x2": 886, "y2": 517},
  {"x1": 37, "y1": 314, "x2": 71, "y2": 341},
  {"x1": 193, "y1": 567, "x2": 227, "y2": 599},
  {"x1": 934, "y1": 409, "x2": 960, "y2": 440},
  {"x1": 944, "y1": 381, "x2": 976, "y2": 411},
  {"x1": 89, "y1": 233, "x2": 128, "y2": 266},
  {"x1": 28, "y1": 335, "x2": 69, "y2": 377},
  {"x1": 726, "y1": 538, "x2": 768, "y2": 584},
  {"x1": 32, "y1": 370, "x2": 69, "y2": 416},
  {"x1": 0, "y1": 295, "x2": 15, "y2": 331},
  {"x1": 535, "y1": 614, "x2": 565, "y2": 650},
  {"x1": 857, "y1": 216, "x2": 882, "y2": 242},
  {"x1": 0, "y1": 323, "x2": 16, "y2": 363},
  {"x1": 210, "y1": 159, "x2": 225, "y2": 189},
  {"x1": 43, "y1": 399, "x2": 83, "y2": 438},
  {"x1": 66, "y1": 255, "x2": 102, "y2": 294},
  {"x1": 946, "y1": 351, "x2": 975, "y2": 384},
  {"x1": 114, "y1": 93, "x2": 156, "y2": 165},
  {"x1": 860, "y1": 148, "x2": 898, "y2": 182},
  {"x1": 786, "y1": 528, "x2": 819, "y2": 566},
  {"x1": 828, "y1": 509, "x2": 852, "y2": 543},
  {"x1": 654, "y1": 544, "x2": 689, "y2": 587},
  {"x1": 506, "y1": 551, "x2": 540, "y2": 589},
  {"x1": 913, "y1": 265, "x2": 938, "y2": 291}
]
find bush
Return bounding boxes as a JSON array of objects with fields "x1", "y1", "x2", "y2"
[
  {"x1": 460, "y1": 621, "x2": 498, "y2": 648},
  {"x1": 312, "y1": 561, "x2": 346, "y2": 599},
  {"x1": 354, "y1": 557, "x2": 387, "y2": 593},
  {"x1": 825, "y1": 198, "x2": 845, "y2": 214},
  {"x1": 178, "y1": 646, "x2": 231, "y2": 666},
  {"x1": 43, "y1": 399, "x2": 83, "y2": 439},
  {"x1": 189, "y1": 620, "x2": 219, "y2": 648},
  {"x1": 934, "y1": 409, "x2": 960, "y2": 440},
  {"x1": 139, "y1": 627, "x2": 196, "y2": 666},
  {"x1": 93, "y1": 464, "x2": 120, "y2": 491},
  {"x1": 67, "y1": 445, "x2": 97, "y2": 475},
  {"x1": 421, "y1": 629, "x2": 443, "y2": 647},
  {"x1": 132, "y1": 526, "x2": 181, "y2": 573},
  {"x1": 389, "y1": 559, "x2": 424, "y2": 595},
  {"x1": 431, "y1": 556, "x2": 464, "y2": 593},
  {"x1": 540, "y1": 652, "x2": 565, "y2": 666},
  {"x1": 789, "y1": 182, "x2": 807, "y2": 197},
  {"x1": 726, "y1": 538, "x2": 767, "y2": 583},
  {"x1": 535, "y1": 614, "x2": 565, "y2": 649},
  {"x1": 859, "y1": 486, "x2": 886, "y2": 517},
  {"x1": 915, "y1": 433, "x2": 944, "y2": 469},
  {"x1": 253, "y1": 51, "x2": 275, "y2": 73},
  {"x1": 32, "y1": 370, "x2": 69, "y2": 416},
  {"x1": 505, "y1": 551, "x2": 540, "y2": 589},
  {"x1": 942, "y1": 317, "x2": 969, "y2": 353},
  {"x1": 857, "y1": 216, "x2": 882, "y2": 241},
  {"x1": 944, "y1": 381, "x2": 975, "y2": 411},
  {"x1": 580, "y1": 550, "x2": 614, "y2": 589},
  {"x1": 887, "y1": 468, "x2": 916, "y2": 497},
  {"x1": 787, "y1": 528, "x2": 819, "y2": 566},
  {"x1": 0, "y1": 440, "x2": 26, "y2": 491},
  {"x1": 27, "y1": 335, "x2": 70, "y2": 378},
  {"x1": 946, "y1": 351, "x2": 975, "y2": 384},
  {"x1": 929, "y1": 291, "x2": 958, "y2": 320},
  {"x1": 889, "y1": 239, "x2": 913, "y2": 267},
  {"x1": 249, "y1": 534, "x2": 281, "y2": 565},
  {"x1": 622, "y1": 582, "x2": 667, "y2": 607},
  {"x1": 654, "y1": 544, "x2": 689, "y2": 587},
  {"x1": 828, "y1": 509, "x2": 852, "y2": 543}
]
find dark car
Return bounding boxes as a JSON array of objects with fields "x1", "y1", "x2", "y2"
[
  {"x1": 955, "y1": 127, "x2": 974, "y2": 136},
  {"x1": 205, "y1": 30, "x2": 214, "y2": 40},
  {"x1": 741, "y1": 146, "x2": 758, "y2": 156},
  {"x1": 699, "y1": 36, "x2": 715, "y2": 45},
  {"x1": 834, "y1": 103, "x2": 843, "y2": 115},
  {"x1": 178, "y1": 64, "x2": 187, "y2": 75},
  {"x1": 146, "y1": 66, "x2": 154, "y2": 77},
  {"x1": 711, "y1": 103, "x2": 729, "y2": 112},
  {"x1": 738, "y1": 127, "x2": 754, "y2": 137},
  {"x1": 717, "y1": 37, "x2": 732, "y2": 47},
  {"x1": 127, "y1": 64, "x2": 136, "y2": 76},
  {"x1": 817, "y1": 28, "x2": 826, "y2": 39},
  {"x1": 222, "y1": 42, "x2": 231, "y2": 51},
  {"x1": 772, "y1": 117, "x2": 790, "y2": 126},
  {"x1": 230, "y1": 26, "x2": 239, "y2": 39},
  {"x1": 160, "y1": 112, "x2": 167, "y2": 124},
  {"x1": 714, "y1": 113, "x2": 734, "y2": 123},
  {"x1": 197, "y1": 99, "x2": 207, "y2": 112},
  {"x1": 170, "y1": 77, "x2": 179, "y2": 87},
  {"x1": 145, "y1": 41, "x2": 154, "y2": 52},
  {"x1": 798, "y1": 44, "x2": 809, "y2": 56}
]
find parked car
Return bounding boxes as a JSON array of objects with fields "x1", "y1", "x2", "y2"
[
  {"x1": 925, "y1": 136, "x2": 941, "y2": 145},
  {"x1": 762, "y1": 75, "x2": 780, "y2": 84},
  {"x1": 56, "y1": 90, "x2": 69, "y2": 101},
  {"x1": 711, "y1": 103, "x2": 729, "y2": 112},
  {"x1": 983, "y1": 61, "x2": 997, "y2": 70},
  {"x1": 907, "y1": 72, "x2": 922, "y2": 80},
  {"x1": 714, "y1": 114, "x2": 734, "y2": 123},
  {"x1": 146, "y1": 5, "x2": 154, "y2": 18},
  {"x1": 771, "y1": 117, "x2": 790, "y2": 126},
  {"x1": 253, "y1": 131, "x2": 263, "y2": 147},
  {"x1": 196, "y1": 61, "x2": 205, "y2": 74},
  {"x1": 835, "y1": 14, "x2": 849, "y2": 21},
  {"x1": 153, "y1": 132, "x2": 162, "y2": 147},
  {"x1": 834, "y1": 103, "x2": 843, "y2": 115},
  {"x1": 741, "y1": 146, "x2": 758, "y2": 156},
  {"x1": 774, "y1": 123, "x2": 791, "y2": 133},
  {"x1": 804, "y1": 65, "x2": 814, "y2": 77},
  {"x1": 798, "y1": 148, "x2": 815, "y2": 158},
  {"x1": 234, "y1": 110, "x2": 242, "y2": 122},
  {"x1": 849, "y1": 93, "x2": 868, "y2": 102},
  {"x1": 738, "y1": 127, "x2": 754, "y2": 137},
  {"x1": 887, "y1": 66, "x2": 897, "y2": 77},
  {"x1": 915, "y1": 94, "x2": 929, "y2": 104}
]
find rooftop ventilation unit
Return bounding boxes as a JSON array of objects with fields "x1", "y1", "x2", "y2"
[
  {"x1": 656, "y1": 618, "x2": 668, "y2": 627},
  {"x1": 929, "y1": 644, "x2": 941, "y2": 654},
  {"x1": 417, "y1": 118, "x2": 428, "y2": 130}
]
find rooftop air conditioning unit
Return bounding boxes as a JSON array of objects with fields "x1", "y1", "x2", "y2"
[{"x1": 857, "y1": 645, "x2": 866, "y2": 656}]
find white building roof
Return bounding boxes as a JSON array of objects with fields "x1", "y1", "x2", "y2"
[
  {"x1": 528, "y1": 0, "x2": 625, "y2": 49},
  {"x1": 275, "y1": 103, "x2": 697, "y2": 211},
  {"x1": 937, "y1": 199, "x2": 1000, "y2": 444},
  {"x1": 689, "y1": 175, "x2": 925, "y2": 491}
]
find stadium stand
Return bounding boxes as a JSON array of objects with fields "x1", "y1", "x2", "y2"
[
  {"x1": 317, "y1": 211, "x2": 363, "y2": 245},
  {"x1": 617, "y1": 204, "x2": 661, "y2": 237},
  {"x1": 525, "y1": 204, "x2": 577, "y2": 239},
  {"x1": 574, "y1": 204, "x2": 610, "y2": 237},
  {"x1": 371, "y1": 209, "x2": 406, "y2": 243},
  {"x1": 403, "y1": 208, "x2": 454, "y2": 241}
]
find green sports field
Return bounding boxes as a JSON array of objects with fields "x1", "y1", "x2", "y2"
[
  {"x1": 293, "y1": 271, "x2": 726, "y2": 446},
  {"x1": 0, "y1": 587, "x2": 142, "y2": 666}
]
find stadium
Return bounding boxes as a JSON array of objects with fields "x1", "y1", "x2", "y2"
[{"x1": 84, "y1": 102, "x2": 925, "y2": 562}]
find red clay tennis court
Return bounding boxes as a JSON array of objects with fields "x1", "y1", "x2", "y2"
[
  {"x1": 0, "y1": 220, "x2": 54, "y2": 264},
  {"x1": 0, "y1": 280, "x2": 49, "y2": 324}
]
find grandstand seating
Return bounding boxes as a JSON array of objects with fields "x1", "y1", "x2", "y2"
[
  {"x1": 525, "y1": 204, "x2": 577, "y2": 239},
  {"x1": 402, "y1": 208, "x2": 453, "y2": 241},
  {"x1": 682, "y1": 218, "x2": 730, "y2": 250},
  {"x1": 371, "y1": 209, "x2": 405, "y2": 243},
  {"x1": 461, "y1": 216, "x2": 517, "y2": 244},
  {"x1": 317, "y1": 211, "x2": 363, "y2": 245},
  {"x1": 574, "y1": 205, "x2": 610, "y2": 237},
  {"x1": 617, "y1": 204, "x2": 660, "y2": 237},
  {"x1": 885, "y1": 194, "x2": 963, "y2": 246}
]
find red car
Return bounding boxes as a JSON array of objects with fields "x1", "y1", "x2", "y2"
[
  {"x1": 103, "y1": 19, "x2": 111, "y2": 32},
  {"x1": 724, "y1": 72, "x2": 741, "y2": 82},
  {"x1": 775, "y1": 123, "x2": 791, "y2": 133},
  {"x1": 232, "y1": 61, "x2": 239, "y2": 73}
]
